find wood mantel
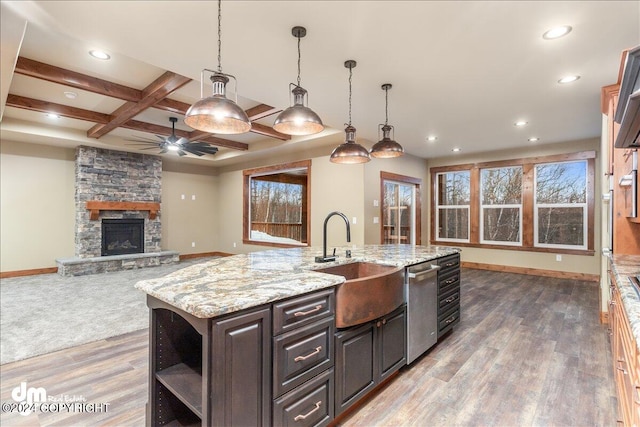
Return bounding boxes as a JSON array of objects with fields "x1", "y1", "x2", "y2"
[{"x1": 86, "y1": 201, "x2": 160, "y2": 220}]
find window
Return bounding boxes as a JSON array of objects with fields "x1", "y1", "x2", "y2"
[
  {"x1": 480, "y1": 166, "x2": 522, "y2": 245},
  {"x1": 243, "y1": 160, "x2": 311, "y2": 247},
  {"x1": 534, "y1": 160, "x2": 587, "y2": 249},
  {"x1": 435, "y1": 171, "x2": 470, "y2": 242},
  {"x1": 381, "y1": 172, "x2": 421, "y2": 245},
  {"x1": 430, "y1": 151, "x2": 595, "y2": 255}
]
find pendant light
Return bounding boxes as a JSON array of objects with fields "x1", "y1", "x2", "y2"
[
  {"x1": 370, "y1": 83, "x2": 404, "y2": 158},
  {"x1": 330, "y1": 60, "x2": 371, "y2": 164},
  {"x1": 184, "y1": 0, "x2": 251, "y2": 134},
  {"x1": 273, "y1": 26, "x2": 324, "y2": 136}
]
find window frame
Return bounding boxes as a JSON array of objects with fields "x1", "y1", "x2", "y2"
[
  {"x1": 479, "y1": 165, "x2": 523, "y2": 246},
  {"x1": 430, "y1": 151, "x2": 596, "y2": 256},
  {"x1": 434, "y1": 170, "x2": 471, "y2": 243},
  {"x1": 242, "y1": 160, "x2": 311, "y2": 248},
  {"x1": 533, "y1": 160, "x2": 589, "y2": 250}
]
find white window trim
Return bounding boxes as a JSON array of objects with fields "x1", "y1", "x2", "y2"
[
  {"x1": 479, "y1": 205, "x2": 522, "y2": 246},
  {"x1": 435, "y1": 205, "x2": 471, "y2": 243}
]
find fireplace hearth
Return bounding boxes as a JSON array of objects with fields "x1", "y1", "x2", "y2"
[{"x1": 101, "y1": 219, "x2": 144, "y2": 256}]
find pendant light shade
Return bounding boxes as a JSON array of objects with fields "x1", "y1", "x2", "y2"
[
  {"x1": 370, "y1": 83, "x2": 404, "y2": 158},
  {"x1": 330, "y1": 60, "x2": 371, "y2": 164},
  {"x1": 184, "y1": 0, "x2": 251, "y2": 134},
  {"x1": 273, "y1": 26, "x2": 324, "y2": 136}
]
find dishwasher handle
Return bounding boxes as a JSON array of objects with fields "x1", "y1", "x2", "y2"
[{"x1": 407, "y1": 264, "x2": 441, "y2": 280}]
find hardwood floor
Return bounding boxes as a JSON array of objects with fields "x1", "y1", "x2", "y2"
[{"x1": 0, "y1": 269, "x2": 616, "y2": 426}]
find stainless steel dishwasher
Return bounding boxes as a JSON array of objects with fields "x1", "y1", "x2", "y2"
[{"x1": 405, "y1": 262, "x2": 441, "y2": 364}]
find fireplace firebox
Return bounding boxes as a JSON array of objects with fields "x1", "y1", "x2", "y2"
[{"x1": 101, "y1": 219, "x2": 144, "y2": 256}]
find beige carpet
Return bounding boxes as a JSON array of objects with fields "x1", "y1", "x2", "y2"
[{"x1": 0, "y1": 257, "x2": 217, "y2": 364}]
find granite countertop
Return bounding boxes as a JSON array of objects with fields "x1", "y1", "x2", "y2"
[
  {"x1": 135, "y1": 244, "x2": 459, "y2": 318},
  {"x1": 610, "y1": 254, "x2": 640, "y2": 349}
]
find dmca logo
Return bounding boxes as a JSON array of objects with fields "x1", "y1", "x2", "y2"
[{"x1": 10, "y1": 381, "x2": 47, "y2": 416}]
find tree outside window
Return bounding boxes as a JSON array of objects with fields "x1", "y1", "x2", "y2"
[
  {"x1": 535, "y1": 161, "x2": 587, "y2": 249},
  {"x1": 480, "y1": 166, "x2": 522, "y2": 245},
  {"x1": 436, "y1": 171, "x2": 470, "y2": 242}
]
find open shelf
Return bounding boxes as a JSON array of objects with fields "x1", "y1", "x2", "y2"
[{"x1": 156, "y1": 363, "x2": 203, "y2": 418}]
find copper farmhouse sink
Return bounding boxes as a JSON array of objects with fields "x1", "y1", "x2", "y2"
[{"x1": 314, "y1": 262, "x2": 404, "y2": 328}]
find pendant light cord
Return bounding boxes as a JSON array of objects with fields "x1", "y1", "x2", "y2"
[
  {"x1": 217, "y1": 0, "x2": 222, "y2": 73},
  {"x1": 384, "y1": 86, "x2": 389, "y2": 126},
  {"x1": 347, "y1": 65, "x2": 353, "y2": 126},
  {"x1": 297, "y1": 34, "x2": 302, "y2": 87}
]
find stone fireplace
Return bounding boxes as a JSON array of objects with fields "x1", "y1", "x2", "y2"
[{"x1": 56, "y1": 146, "x2": 178, "y2": 276}]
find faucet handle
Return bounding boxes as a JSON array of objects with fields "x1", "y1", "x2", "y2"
[
  {"x1": 346, "y1": 249, "x2": 352, "y2": 258},
  {"x1": 332, "y1": 248, "x2": 336, "y2": 257}
]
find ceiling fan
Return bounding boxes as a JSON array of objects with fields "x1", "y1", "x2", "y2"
[{"x1": 126, "y1": 117, "x2": 219, "y2": 157}]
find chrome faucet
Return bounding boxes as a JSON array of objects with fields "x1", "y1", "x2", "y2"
[{"x1": 315, "y1": 211, "x2": 351, "y2": 263}]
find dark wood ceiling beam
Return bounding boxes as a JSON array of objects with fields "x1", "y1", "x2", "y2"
[
  {"x1": 6, "y1": 94, "x2": 111, "y2": 123},
  {"x1": 246, "y1": 104, "x2": 282, "y2": 120},
  {"x1": 15, "y1": 57, "x2": 141, "y2": 102},
  {"x1": 154, "y1": 98, "x2": 192, "y2": 114},
  {"x1": 250, "y1": 122, "x2": 290, "y2": 140},
  {"x1": 6, "y1": 94, "x2": 248, "y2": 151},
  {"x1": 86, "y1": 72, "x2": 191, "y2": 139}
]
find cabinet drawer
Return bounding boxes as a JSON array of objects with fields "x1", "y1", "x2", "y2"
[
  {"x1": 274, "y1": 317, "x2": 334, "y2": 397},
  {"x1": 274, "y1": 289, "x2": 335, "y2": 335},
  {"x1": 438, "y1": 288, "x2": 460, "y2": 315},
  {"x1": 438, "y1": 253, "x2": 460, "y2": 273},
  {"x1": 273, "y1": 369, "x2": 334, "y2": 427},
  {"x1": 438, "y1": 270, "x2": 460, "y2": 294},
  {"x1": 438, "y1": 307, "x2": 460, "y2": 335}
]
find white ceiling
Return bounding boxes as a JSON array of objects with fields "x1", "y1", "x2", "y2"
[{"x1": 1, "y1": 1, "x2": 639, "y2": 167}]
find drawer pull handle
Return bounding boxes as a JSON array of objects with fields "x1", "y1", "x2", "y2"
[
  {"x1": 444, "y1": 295, "x2": 457, "y2": 303},
  {"x1": 445, "y1": 279, "x2": 456, "y2": 285},
  {"x1": 617, "y1": 366, "x2": 628, "y2": 375},
  {"x1": 294, "y1": 401, "x2": 322, "y2": 421},
  {"x1": 445, "y1": 262, "x2": 456, "y2": 267},
  {"x1": 294, "y1": 305, "x2": 322, "y2": 317},
  {"x1": 294, "y1": 346, "x2": 322, "y2": 362},
  {"x1": 445, "y1": 316, "x2": 457, "y2": 324}
]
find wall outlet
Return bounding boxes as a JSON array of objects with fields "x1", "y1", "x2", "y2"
[
  {"x1": 556, "y1": 254, "x2": 562, "y2": 262},
  {"x1": 191, "y1": 242, "x2": 196, "y2": 247},
  {"x1": 233, "y1": 242, "x2": 237, "y2": 248},
  {"x1": 191, "y1": 195, "x2": 196, "y2": 201},
  {"x1": 352, "y1": 217, "x2": 357, "y2": 225},
  {"x1": 181, "y1": 194, "x2": 185, "y2": 200},
  {"x1": 373, "y1": 216, "x2": 379, "y2": 224},
  {"x1": 373, "y1": 199, "x2": 379, "y2": 207}
]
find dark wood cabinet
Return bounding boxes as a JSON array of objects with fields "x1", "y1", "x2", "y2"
[
  {"x1": 147, "y1": 297, "x2": 271, "y2": 427},
  {"x1": 437, "y1": 253, "x2": 461, "y2": 337},
  {"x1": 211, "y1": 307, "x2": 271, "y2": 427},
  {"x1": 334, "y1": 305, "x2": 407, "y2": 416}
]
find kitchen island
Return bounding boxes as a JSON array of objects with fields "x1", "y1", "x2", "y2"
[{"x1": 135, "y1": 244, "x2": 460, "y2": 426}]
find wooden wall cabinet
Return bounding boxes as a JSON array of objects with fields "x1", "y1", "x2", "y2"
[
  {"x1": 334, "y1": 304, "x2": 407, "y2": 416},
  {"x1": 609, "y1": 276, "x2": 640, "y2": 426}
]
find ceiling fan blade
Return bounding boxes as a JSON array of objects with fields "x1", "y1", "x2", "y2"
[
  {"x1": 184, "y1": 148, "x2": 206, "y2": 156},
  {"x1": 159, "y1": 149, "x2": 168, "y2": 154},
  {"x1": 178, "y1": 150, "x2": 187, "y2": 157}
]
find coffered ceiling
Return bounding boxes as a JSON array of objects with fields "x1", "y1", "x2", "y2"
[{"x1": 1, "y1": 1, "x2": 638, "y2": 167}]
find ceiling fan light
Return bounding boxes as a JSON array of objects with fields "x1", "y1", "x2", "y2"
[
  {"x1": 273, "y1": 86, "x2": 324, "y2": 135},
  {"x1": 166, "y1": 144, "x2": 180, "y2": 152},
  {"x1": 330, "y1": 125, "x2": 371, "y2": 164},
  {"x1": 185, "y1": 73, "x2": 251, "y2": 134}
]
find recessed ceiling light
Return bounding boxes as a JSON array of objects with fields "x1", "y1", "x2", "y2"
[
  {"x1": 64, "y1": 91, "x2": 78, "y2": 99},
  {"x1": 452, "y1": 147, "x2": 461, "y2": 152},
  {"x1": 47, "y1": 113, "x2": 60, "y2": 119},
  {"x1": 558, "y1": 75, "x2": 580, "y2": 84},
  {"x1": 542, "y1": 26, "x2": 572, "y2": 40},
  {"x1": 528, "y1": 137, "x2": 540, "y2": 142},
  {"x1": 514, "y1": 121, "x2": 528, "y2": 127},
  {"x1": 89, "y1": 50, "x2": 110, "y2": 60},
  {"x1": 426, "y1": 136, "x2": 438, "y2": 142}
]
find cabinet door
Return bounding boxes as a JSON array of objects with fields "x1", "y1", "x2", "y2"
[
  {"x1": 378, "y1": 305, "x2": 407, "y2": 382},
  {"x1": 212, "y1": 307, "x2": 271, "y2": 427},
  {"x1": 334, "y1": 322, "x2": 376, "y2": 415}
]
